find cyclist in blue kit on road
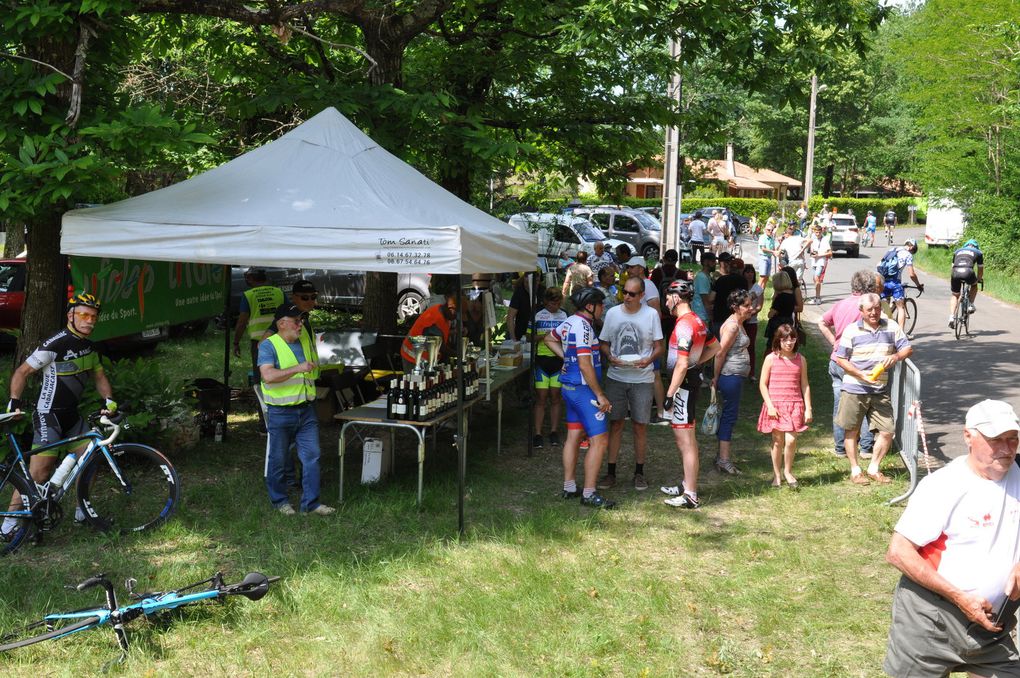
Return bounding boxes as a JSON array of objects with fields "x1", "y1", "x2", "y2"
[{"x1": 545, "y1": 287, "x2": 616, "y2": 509}]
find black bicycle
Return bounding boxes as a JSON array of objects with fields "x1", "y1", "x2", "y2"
[
  {"x1": 0, "y1": 411, "x2": 179, "y2": 556},
  {"x1": 0, "y1": 571, "x2": 279, "y2": 658},
  {"x1": 953, "y1": 279, "x2": 982, "y2": 339},
  {"x1": 898, "y1": 283, "x2": 924, "y2": 336}
]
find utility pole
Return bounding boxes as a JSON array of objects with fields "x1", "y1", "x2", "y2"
[
  {"x1": 660, "y1": 35, "x2": 683, "y2": 254},
  {"x1": 803, "y1": 74, "x2": 826, "y2": 207}
]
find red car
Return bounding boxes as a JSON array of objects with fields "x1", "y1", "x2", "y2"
[{"x1": 0, "y1": 259, "x2": 26, "y2": 332}]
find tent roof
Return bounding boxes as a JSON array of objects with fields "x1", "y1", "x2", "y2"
[{"x1": 61, "y1": 107, "x2": 536, "y2": 274}]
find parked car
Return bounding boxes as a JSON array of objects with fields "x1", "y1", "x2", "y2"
[
  {"x1": 229, "y1": 267, "x2": 431, "y2": 322},
  {"x1": 637, "y1": 206, "x2": 661, "y2": 220},
  {"x1": 829, "y1": 213, "x2": 860, "y2": 257},
  {"x1": 506, "y1": 213, "x2": 629, "y2": 269},
  {"x1": 570, "y1": 206, "x2": 662, "y2": 258}
]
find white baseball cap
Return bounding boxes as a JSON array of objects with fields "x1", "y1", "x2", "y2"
[
  {"x1": 965, "y1": 400, "x2": 1020, "y2": 437},
  {"x1": 625, "y1": 255, "x2": 646, "y2": 268}
]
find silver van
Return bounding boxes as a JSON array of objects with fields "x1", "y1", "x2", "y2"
[{"x1": 571, "y1": 206, "x2": 661, "y2": 258}]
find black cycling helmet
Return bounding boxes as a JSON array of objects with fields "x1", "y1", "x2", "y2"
[
  {"x1": 571, "y1": 287, "x2": 606, "y2": 313},
  {"x1": 67, "y1": 291, "x2": 101, "y2": 313},
  {"x1": 665, "y1": 279, "x2": 694, "y2": 301}
]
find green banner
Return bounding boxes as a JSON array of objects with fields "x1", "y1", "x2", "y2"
[{"x1": 70, "y1": 257, "x2": 226, "y2": 341}]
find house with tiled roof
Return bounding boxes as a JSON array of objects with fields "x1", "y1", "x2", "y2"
[{"x1": 626, "y1": 145, "x2": 802, "y2": 201}]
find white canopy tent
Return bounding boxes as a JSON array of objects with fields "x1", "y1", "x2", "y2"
[
  {"x1": 61, "y1": 107, "x2": 538, "y2": 535},
  {"x1": 62, "y1": 107, "x2": 536, "y2": 273}
]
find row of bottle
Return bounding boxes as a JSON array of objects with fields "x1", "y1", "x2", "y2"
[{"x1": 386, "y1": 362, "x2": 482, "y2": 421}]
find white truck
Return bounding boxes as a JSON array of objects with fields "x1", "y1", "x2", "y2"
[{"x1": 923, "y1": 200, "x2": 966, "y2": 247}]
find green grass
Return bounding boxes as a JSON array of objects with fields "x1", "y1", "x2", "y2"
[
  {"x1": 913, "y1": 245, "x2": 1020, "y2": 307},
  {"x1": 0, "y1": 327, "x2": 907, "y2": 676}
]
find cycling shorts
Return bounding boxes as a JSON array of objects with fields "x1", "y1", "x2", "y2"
[
  {"x1": 670, "y1": 372, "x2": 701, "y2": 430},
  {"x1": 561, "y1": 383, "x2": 608, "y2": 437},
  {"x1": 950, "y1": 269, "x2": 978, "y2": 293},
  {"x1": 534, "y1": 356, "x2": 563, "y2": 390},
  {"x1": 32, "y1": 410, "x2": 88, "y2": 457},
  {"x1": 882, "y1": 279, "x2": 906, "y2": 302}
]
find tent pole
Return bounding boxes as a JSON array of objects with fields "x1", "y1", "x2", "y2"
[
  {"x1": 526, "y1": 273, "x2": 537, "y2": 458},
  {"x1": 222, "y1": 265, "x2": 232, "y2": 440},
  {"x1": 457, "y1": 275, "x2": 467, "y2": 537}
]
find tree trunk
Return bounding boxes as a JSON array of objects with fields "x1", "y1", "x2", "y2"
[
  {"x1": 17, "y1": 213, "x2": 66, "y2": 364},
  {"x1": 361, "y1": 271, "x2": 398, "y2": 334},
  {"x1": 3, "y1": 223, "x2": 25, "y2": 258},
  {"x1": 822, "y1": 164, "x2": 834, "y2": 199}
]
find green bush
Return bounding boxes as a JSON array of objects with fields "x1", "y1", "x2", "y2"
[
  {"x1": 80, "y1": 356, "x2": 197, "y2": 450},
  {"x1": 963, "y1": 194, "x2": 1020, "y2": 275},
  {"x1": 805, "y1": 196, "x2": 922, "y2": 224}
]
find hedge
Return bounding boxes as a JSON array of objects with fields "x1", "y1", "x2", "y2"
[{"x1": 961, "y1": 194, "x2": 1020, "y2": 275}]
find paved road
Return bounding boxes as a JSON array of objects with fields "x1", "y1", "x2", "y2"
[{"x1": 740, "y1": 226, "x2": 1020, "y2": 460}]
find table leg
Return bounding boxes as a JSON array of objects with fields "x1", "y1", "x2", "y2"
[
  {"x1": 497, "y1": 389, "x2": 503, "y2": 455},
  {"x1": 338, "y1": 423, "x2": 347, "y2": 502},
  {"x1": 389, "y1": 428, "x2": 396, "y2": 478},
  {"x1": 416, "y1": 427, "x2": 426, "y2": 505}
]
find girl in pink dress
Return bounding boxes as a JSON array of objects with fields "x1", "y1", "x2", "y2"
[{"x1": 757, "y1": 323, "x2": 813, "y2": 489}]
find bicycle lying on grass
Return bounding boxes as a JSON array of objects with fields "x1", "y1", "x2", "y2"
[
  {"x1": 0, "y1": 571, "x2": 279, "y2": 658},
  {"x1": 0, "y1": 411, "x2": 179, "y2": 556}
]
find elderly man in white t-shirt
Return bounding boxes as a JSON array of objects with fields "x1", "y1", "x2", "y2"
[{"x1": 884, "y1": 399, "x2": 1020, "y2": 678}]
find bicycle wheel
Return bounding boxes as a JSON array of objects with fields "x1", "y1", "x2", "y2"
[
  {"x1": 902, "y1": 297, "x2": 918, "y2": 336},
  {"x1": 0, "y1": 614, "x2": 100, "y2": 651},
  {"x1": 0, "y1": 470, "x2": 37, "y2": 557},
  {"x1": 77, "y1": 443, "x2": 179, "y2": 534}
]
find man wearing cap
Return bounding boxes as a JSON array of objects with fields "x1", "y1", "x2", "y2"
[
  {"x1": 234, "y1": 268, "x2": 285, "y2": 373},
  {"x1": 884, "y1": 399, "x2": 1020, "y2": 677},
  {"x1": 258, "y1": 303, "x2": 335, "y2": 516}
]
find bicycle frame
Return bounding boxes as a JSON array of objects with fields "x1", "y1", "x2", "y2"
[
  {"x1": 12, "y1": 572, "x2": 266, "y2": 656},
  {"x1": 0, "y1": 416, "x2": 123, "y2": 524}
]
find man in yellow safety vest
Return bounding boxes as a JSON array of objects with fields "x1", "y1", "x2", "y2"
[{"x1": 258, "y1": 303, "x2": 334, "y2": 516}]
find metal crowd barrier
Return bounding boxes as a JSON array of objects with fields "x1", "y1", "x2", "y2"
[{"x1": 888, "y1": 358, "x2": 922, "y2": 506}]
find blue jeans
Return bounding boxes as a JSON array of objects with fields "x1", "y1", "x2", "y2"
[
  {"x1": 829, "y1": 360, "x2": 874, "y2": 454},
  {"x1": 265, "y1": 403, "x2": 322, "y2": 512},
  {"x1": 716, "y1": 374, "x2": 745, "y2": 442}
]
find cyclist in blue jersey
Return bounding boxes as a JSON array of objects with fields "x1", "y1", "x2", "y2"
[
  {"x1": 879, "y1": 239, "x2": 924, "y2": 334},
  {"x1": 545, "y1": 287, "x2": 615, "y2": 509}
]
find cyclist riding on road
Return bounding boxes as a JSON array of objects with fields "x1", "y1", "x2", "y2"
[
  {"x1": 2, "y1": 293, "x2": 117, "y2": 538},
  {"x1": 883, "y1": 209, "x2": 898, "y2": 243},
  {"x1": 948, "y1": 239, "x2": 984, "y2": 330},
  {"x1": 878, "y1": 239, "x2": 924, "y2": 335},
  {"x1": 863, "y1": 210, "x2": 877, "y2": 246}
]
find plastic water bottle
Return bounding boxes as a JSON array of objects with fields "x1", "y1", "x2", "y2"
[
  {"x1": 49, "y1": 454, "x2": 78, "y2": 487},
  {"x1": 214, "y1": 421, "x2": 224, "y2": 443}
]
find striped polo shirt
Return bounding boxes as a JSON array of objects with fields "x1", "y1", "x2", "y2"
[{"x1": 835, "y1": 317, "x2": 910, "y2": 394}]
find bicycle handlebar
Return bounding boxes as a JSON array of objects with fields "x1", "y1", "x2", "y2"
[{"x1": 76, "y1": 574, "x2": 111, "y2": 592}]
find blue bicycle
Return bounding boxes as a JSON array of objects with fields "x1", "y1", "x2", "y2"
[
  {"x1": 0, "y1": 410, "x2": 179, "y2": 556},
  {"x1": 0, "y1": 571, "x2": 279, "y2": 656}
]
